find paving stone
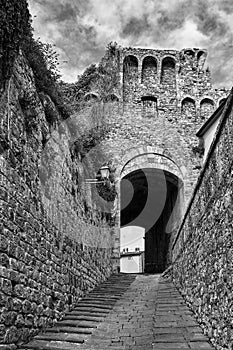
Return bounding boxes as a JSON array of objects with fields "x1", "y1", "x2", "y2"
[
  {"x1": 188, "y1": 341, "x2": 213, "y2": 349},
  {"x1": 152, "y1": 343, "x2": 190, "y2": 349},
  {"x1": 153, "y1": 334, "x2": 186, "y2": 342},
  {"x1": 18, "y1": 274, "x2": 215, "y2": 350}
]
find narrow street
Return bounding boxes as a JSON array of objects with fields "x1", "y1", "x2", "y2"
[{"x1": 19, "y1": 274, "x2": 214, "y2": 350}]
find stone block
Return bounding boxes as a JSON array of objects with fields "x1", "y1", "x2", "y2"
[
  {"x1": 0, "y1": 254, "x2": 10, "y2": 268},
  {"x1": 4, "y1": 326, "x2": 19, "y2": 344},
  {"x1": 0, "y1": 279, "x2": 12, "y2": 295}
]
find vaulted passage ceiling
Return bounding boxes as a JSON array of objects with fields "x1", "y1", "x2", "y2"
[{"x1": 120, "y1": 168, "x2": 178, "y2": 231}]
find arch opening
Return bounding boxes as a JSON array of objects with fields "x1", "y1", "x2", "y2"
[
  {"x1": 184, "y1": 49, "x2": 195, "y2": 58},
  {"x1": 161, "y1": 57, "x2": 176, "y2": 87},
  {"x1": 84, "y1": 92, "x2": 99, "y2": 102},
  {"x1": 123, "y1": 55, "x2": 138, "y2": 83},
  {"x1": 120, "y1": 168, "x2": 182, "y2": 273},
  {"x1": 200, "y1": 98, "x2": 214, "y2": 119},
  {"x1": 141, "y1": 56, "x2": 157, "y2": 84},
  {"x1": 141, "y1": 96, "x2": 158, "y2": 118},
  {"x1": 181, "y1": 97, "x2": 196, "y2": 119},
  {"x1": 104, "y1": 93, "x2": 119, "y2": 103},
  {"x1": 120, "y1": 226, "x2": 145, "y2": 273},
  {"x1": 197, "y1": 51, "x2": 206, "y2": 69},
  {"x1": 123, "y1": 55, "x2": 138, "y2": 102}
]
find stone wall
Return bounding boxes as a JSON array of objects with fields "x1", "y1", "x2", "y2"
[
  {"x1": 86, "y1": 46, "x2": 229, "y2": 267},
  {"x1": 120, "y1": 47, "x2": 228, "y2": 114},
  {"x1": 169, "y1": 91, "x2": 233, "y2": 350},
  {"x1": 0, "y1": 55, "x2": 113, "y2": 348},
  {"x1": 98, "y1": 47, "x2": 229, "y2": 207}
]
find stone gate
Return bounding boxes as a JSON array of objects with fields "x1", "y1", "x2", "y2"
[{"x1": 86, "y1": 46, "x2": 229, "y2": 272}]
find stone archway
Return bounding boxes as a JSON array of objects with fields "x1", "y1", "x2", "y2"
[{"x1": 118, "y1": 150, "x2": 184, "y2": 273}]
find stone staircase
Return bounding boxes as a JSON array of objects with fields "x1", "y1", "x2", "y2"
[
  {"x1": 17, "y1": 274, "x2": 215, "y2": 350},
  {"x1": 18, "y1": 274, "x2": 136, "y2": 350}
]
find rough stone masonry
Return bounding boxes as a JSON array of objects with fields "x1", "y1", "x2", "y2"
[
  {"x1": 0, "y1": 44, "x2": 230, "y2": 349},
  {"x1": 0, "y1": 54, "x2": 114, "y2": 348},
  {"x1": 90, "y1": 46, "x2": 229, "y2": 261}
]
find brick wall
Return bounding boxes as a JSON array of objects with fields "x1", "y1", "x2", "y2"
[
  {"x1": 170, "y1": 91, "x2": 233, "y2": 350},
  {"x1": 0, "y1": 55, "x2": 113, "y2": 348}
]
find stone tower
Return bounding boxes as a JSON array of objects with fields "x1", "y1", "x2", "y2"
[{"x1": 120, "y1": 47, "x2": 227, "y2": 136}]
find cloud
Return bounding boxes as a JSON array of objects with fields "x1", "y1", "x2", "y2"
[
  {"x1": 121, "y1": 15, "x2": 150, "y2": 38},
  {"x1": 28, "y1": 0, "x2": 233, "y2": 87},
  {"x1": 167, "y1": 19, "x2": 208, "y2": 49}
]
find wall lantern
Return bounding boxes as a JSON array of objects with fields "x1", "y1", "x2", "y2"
[
  {"x1": 85, "y1": 163, "x2": 117, "y2": 204},
  {"x1": 85, "y1": 165, "x2": 110, "y2": 184}
]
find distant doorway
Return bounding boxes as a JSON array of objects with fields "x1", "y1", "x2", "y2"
[{"x1": 120, "y1": 226, "x2": 145, "y2": 273}]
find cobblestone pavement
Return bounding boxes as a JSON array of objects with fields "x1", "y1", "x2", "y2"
[{"x1": 18, "y1": 274, "x2": 214, "y2": 350}]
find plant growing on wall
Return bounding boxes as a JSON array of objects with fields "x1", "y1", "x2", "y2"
[
  {"x1": 192, "y1": 141, "x2": 204, "y2": 157},
  {"x1": 96, "y1": 163, "x2": 117, "y2": 203},
  {"x1": 0, "y1": 0, "x2": 31, "y2": 90},
  {"x1": 96, "y1": 179, "x2": 117, "y2": 203},
  {"x1": 0, "y1": 0, "x2": 70, "y2": 120},
  {"x1": 22, "y1": 37, "x2": 71, "y2": 120},
  {"x1": 61, "y1": 42, "x2": 120, "y2": 112}
]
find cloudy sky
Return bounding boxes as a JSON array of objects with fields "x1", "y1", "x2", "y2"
[{"x1": 28, "y1": 0, "x2": 233, "y2": 88}]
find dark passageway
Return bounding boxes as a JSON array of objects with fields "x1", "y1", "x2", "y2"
[{"x1": 121, "y1": 168, "x2": 179, "y2": 273}]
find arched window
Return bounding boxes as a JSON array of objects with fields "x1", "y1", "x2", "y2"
[
  {"x1": 141, "y1": 56, "x2": 157, "y2": 84},
  {"x1": 141, "y1": 96, "x2": 158, "y2": 118},
  {"x1": 181, "y1": 97, "x2": 196, "y2": 119},
  {"x1": 123, "y1": 55, "x2": 138, "y2": 83},
  {"x1": 183, "y1": 49, "x2": 195, "y2": 58},
  {"x1": 197, "y1": 51, "x2": 206, "y2": 70},
  {"x1": 200, "y1": 98, "x2": 214, "y2": 119},
  {"x1": 84, "y1": 92, "x2": 99, "y2": 102},
  {"x1": 219, "y1": 98, "x2": 226, "y2": 106},
  {"x1": 161, "y1": 57, "x2": 176, "y2": 87},
  {"x1": 104, "y1": 94, "x2": 119, "y2": 103}
]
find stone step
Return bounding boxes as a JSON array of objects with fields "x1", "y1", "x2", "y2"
[
  {"x1": 68, "y1": 310, "x2": 108, "y2": 317},
  {"x1": 80, "y1": 298, "x2": 116, "y2": 304},
  {"x1": 18, "y1": 273, "x2": 137, "y2": 349},
  {"x1": 87, "y1": 293, "x2": 122, "y2": 298},
  {"x1": 72, "y1": 307, "x2": 110, "y2": 313},
  {"x1": 154, "y1": 321, "x2": 199, "y2": 328},
  {"x1": 63, "y1": 315, "x2": 104, "y2": 322},
  {"x1": 45, "y1": 326, "x2": 92, "y2": 334},
  {"x1": 19, "y1": 340, "x2": 83, "y2": 349},
  {"x1": 34, "y1": 332, "x2": 85, "y2": 342},
  {"x1": 153, "y1": 327, "x2": 201, "y2": 334},
  {"x1": 157, "y1": 306, "x2": 190, "y2": 310},
  {"x1": 84, "y1": 295, "x2": 119, "y2": 300},
  {"x1": 74, "y1": 303, "x2": 112, "y2": 310},
  {"x1": 91, "y1": 290, "x2": 125, "y2": 294},
  {"x1": 57, "y1": 320, "x2": 98, "y2": 328},
  {"x1": 156, "y1": 311, "x2": 193, "y2": 315}
]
